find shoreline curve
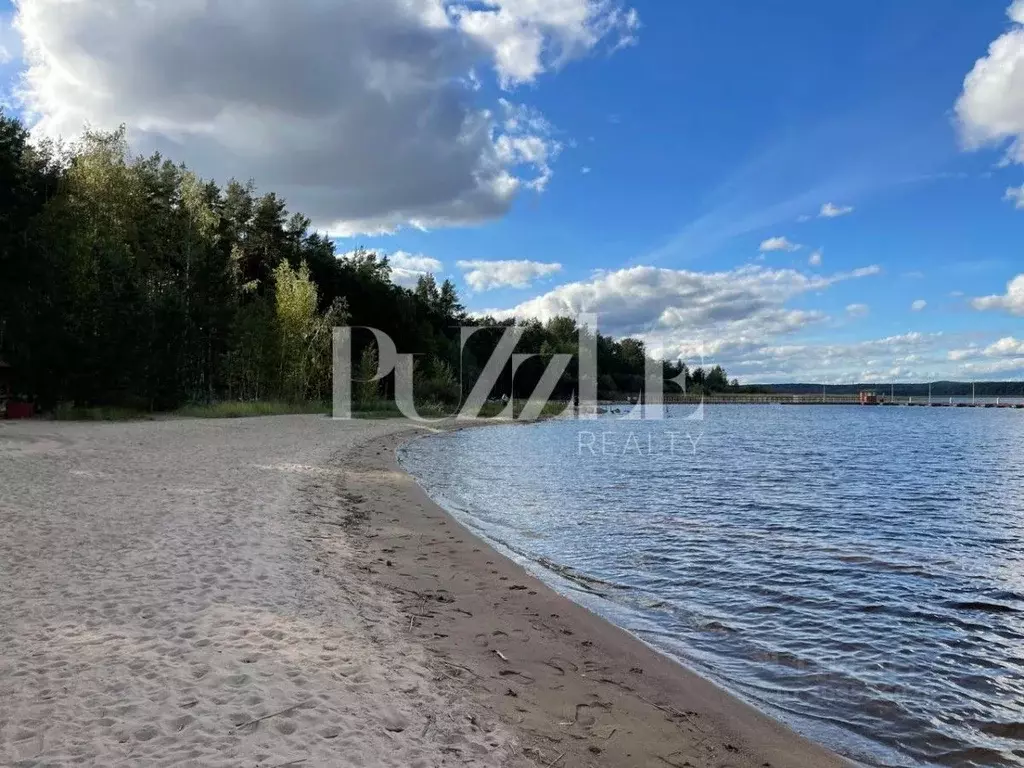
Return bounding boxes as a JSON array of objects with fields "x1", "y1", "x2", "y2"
[{"x1": 354, "y1": 425, "x2": 856, "y2": 768}]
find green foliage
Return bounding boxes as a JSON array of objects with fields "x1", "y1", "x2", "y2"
[
  {"x1": 705, "y1": 365, "x2": 729, "y2": 393},
  {"x1": 226, "y1": 298, "x2": 277, "y2": 402},
  {"x1": 355, "y1": 344, "x2": 381, "y2": 406},
  {"x1": 274, "y1": 260, "x2": 337, "y2": 402},
  {"x1": 0, "y1": 111, "x2": 735, "y2": 414},
  {"x1": 415, "y1": 358, "x2": 460, "y2": 406}
]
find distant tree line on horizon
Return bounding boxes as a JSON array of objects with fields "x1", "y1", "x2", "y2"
[{"x1": 0, "y1": 111, "x2": 750, "y2": 413}]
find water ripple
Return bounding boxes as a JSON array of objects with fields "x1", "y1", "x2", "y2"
[{"x1": 400, "y1": 406, "x2": 1024, "y2": 767}]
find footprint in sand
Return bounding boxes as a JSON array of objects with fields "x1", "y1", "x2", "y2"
[
  {"x1": 574, "y1": 701, "x2": 611, "y2": 728},
  {"x1": 276, "y1": 721, "x2": 298, "y2": 735},
  {"x1": 134, "y1": 724, "x2": 160, "y2": 742},
  {"x1": 190, "y1": 664, "x2": 210, "y2": 680}
]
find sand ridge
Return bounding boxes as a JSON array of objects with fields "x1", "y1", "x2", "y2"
[{"x1": 0, "y1": 416, "x2": 527, "y2": 767}]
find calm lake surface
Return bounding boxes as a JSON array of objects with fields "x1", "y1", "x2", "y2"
[{"x1": 399, "y1": 405, "x2": 1024, "y2": 767}]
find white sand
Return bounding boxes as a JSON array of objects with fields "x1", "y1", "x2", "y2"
[{"x1": 0, "y1": 416, "x2": 523, "y2": 767}]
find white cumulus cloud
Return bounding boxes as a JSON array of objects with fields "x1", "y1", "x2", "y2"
[
  {"x1": 482, "y1": 265, "x2": 1016, "y2": 382},
  {"x1": 948, "y1": 347, "x2": 975, "y2": 362},
  {"x1": 956, "y1": 1, "x2": 1024, "y2": 165},
  {"x1": 11, "y1": 0, "x2": 636, "y2": 236},
  {"x1": 985, "y1": 336, "x2": 1024, "y2": 356},
  {"x1": 808, "y1": 249, "x2": 823, "y2": 267},
  {"x1": 972, "y1": 273, "x2": 1024, "y2": 315},
  {"x1": 911, "y1": 299, "x2": 927, "y2": 311},
  {"x1": 450, "y1": 0, "x2": 640, "y2": 88},
  {"x1": 759, "y1": 236, "x2": 801, "y2": 253},
  {"x1": 487, "y1": 264, "x2": 881, "y2": 360},
  {"x1": 724, "y1": 332, "x2": 951, "y2": 384},
  {"x1": 820, "y1": 202, "x2": 854, "y2": 218},
  {"x1": 697, "y1": 326, "x2": 1024, "y2": 384},
  {"x1": 1006, "y1": 185, "x2": 1024, "y2": 208},
  {"x1": 457, "y1": 259, "x2": 562, "y2": 291},
  {"x1": 956, "y1": 357, "x2": 1024, "y2": 376},
  {"x1": 389, "y1": 251, "x2": 445, "y2": 288}
]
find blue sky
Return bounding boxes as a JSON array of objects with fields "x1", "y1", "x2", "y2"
[{"x1": 2, "y1": 0, "x2": 1022, "y2": 382}]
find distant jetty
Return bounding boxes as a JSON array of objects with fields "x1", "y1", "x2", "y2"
[{"x1": 662, "y1": 393, "x2": 1024, "y2": 408}]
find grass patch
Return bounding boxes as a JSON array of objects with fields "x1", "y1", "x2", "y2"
[
  {"x1": 52, "y1": 400, "x2": 329, "y2": 421},
  {"x1": 51, "y1": 404, "x2": 154, "y2": 421},
  {"x1": 176, "y1": 401, "x2": 329, "y2": 419},
  {"x1": 353, "y1": 399, "x2": 572, "y2": 420},
  {"x1": 47, "y1": 398, "x2": 572, "y2": 422},
  {"x1": 475, "y1": 400, "x2": 572, "y2": 419},
  {"x1": 352, "y1": 400, "x2": 454, "y2": 419}
]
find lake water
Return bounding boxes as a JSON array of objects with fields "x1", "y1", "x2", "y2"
[{"x1": 399, "y1": 405, "x2": 1024, "y2": 768}]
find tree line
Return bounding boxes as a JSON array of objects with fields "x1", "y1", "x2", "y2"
[{"x1": 0, "y1": 111, "x2": 739, "y2": 412}]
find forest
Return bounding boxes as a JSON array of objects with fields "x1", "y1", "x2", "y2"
[{"x1": 0, "y1": 111, "x2": 738, "y2": 414}]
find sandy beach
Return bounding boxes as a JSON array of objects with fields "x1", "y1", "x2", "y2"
[{"x1": 0, "y1": 415, "x2": 850, "y2": 767}]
